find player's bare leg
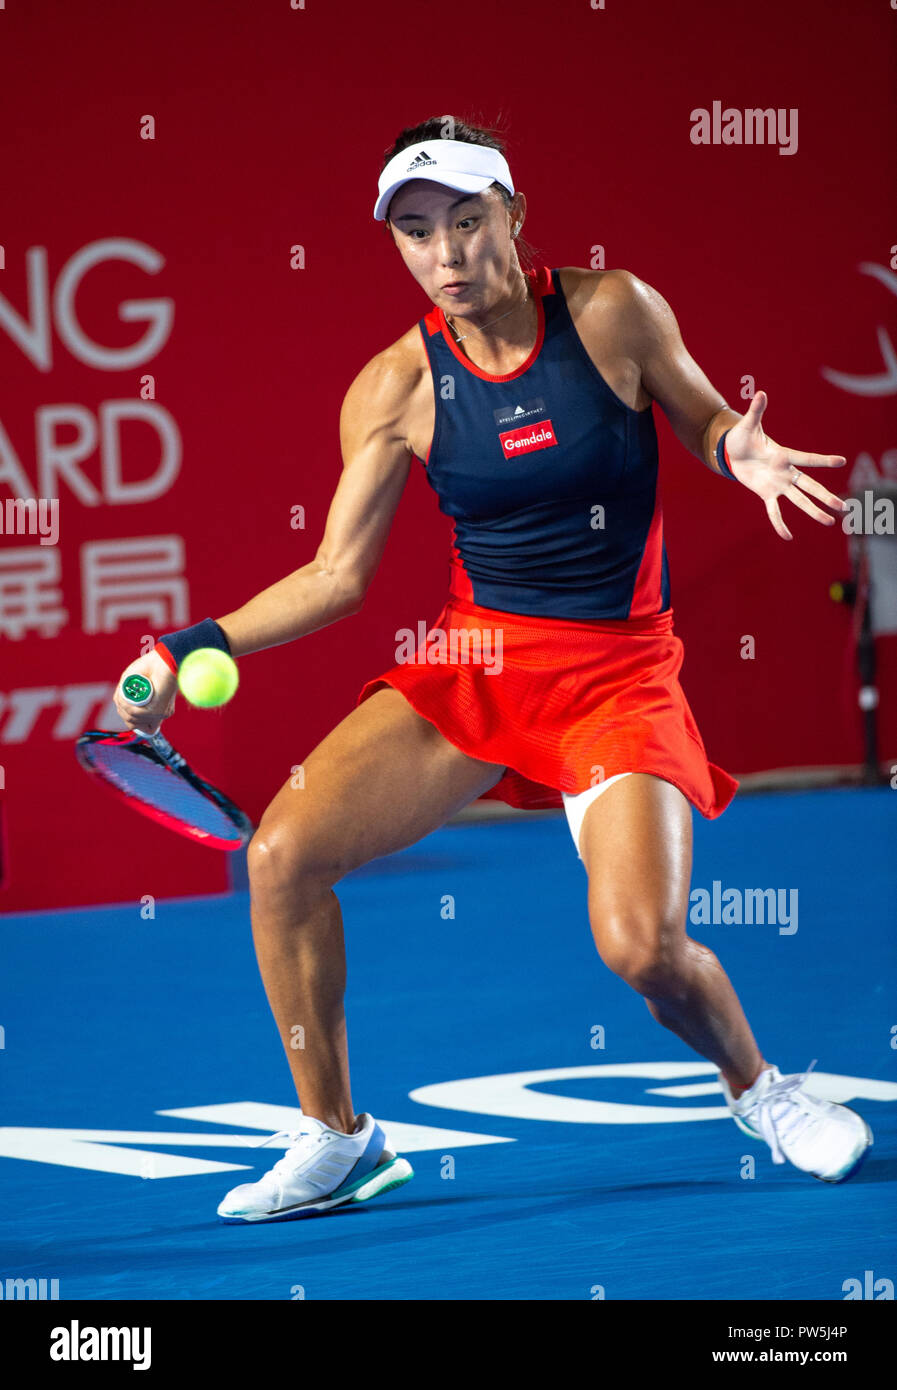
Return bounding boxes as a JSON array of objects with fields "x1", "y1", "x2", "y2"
[
  {"x1": 579, "y1": 773, "x2": 765, "y2": 1095},
  {"x1": 247, "y1": 687, "x2": 505, "y2": 1132}
]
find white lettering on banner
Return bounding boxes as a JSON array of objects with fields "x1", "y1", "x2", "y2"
[
  {"x1": 0, "y1": 689, "x2": 58, "y2": 742},
  {"x1": 0, "y1": 240, "x2": 180, "y2": 524},
  {"x1": 100, "y1": 401, "x2": 180, "y2": 503},
  {"x1": 0, "y1": 537, "x2": 187, "y2": 642},
  {"x1": 43, "y1": 683, "x2": 113, "y2": 739},
  {"x1": 0, "y1": 685, "x2": 118, "y2": 743},
  {"x1": 0, "y1": 246, "x2": 53, "y2": 371},
  {"x1": 821, "y1": 263, "x2": 897, "y2": 397},
  {"x1": 0, "y1": 546, "x2": 67, "y2": 638},
  {"x1": 0, "y1": 240, "x2": 174, "y2": 372},
  {"x1": 19, "y1": 402, "x2": 181, "y2": 506},
  {"x1": 0, "y1": 416, "x2": 35, "y2": 496},
  {"x1": 60, "y1": 239, "x2": 174, "y2": 369},
  {"x1": 409, "y1": 1063, "x2": 897, "y2": 1125},
  {"x1": 35, "y1": 404, "x2": 99, "y2": 504},
  {"x1": 81, "y1": 535, "x2": 188, "y2": 633}
]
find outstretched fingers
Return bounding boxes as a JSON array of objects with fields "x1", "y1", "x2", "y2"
[
  {"x1": 785, "y1": 482, "x2": 838, "y2": 526},
  {"x1": 766, "y1": 496, "x2": 793, "y2": 541},
  {"x1": 791, "y1": 451, "x2": 846, "y2": 470},
  {"x1": 788, "y1": 462, "x2": 850, "y2": 518}
]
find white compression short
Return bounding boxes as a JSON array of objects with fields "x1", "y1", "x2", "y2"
[{"x1": 562, "y1": 773, "x2": 634, "y2": 861}]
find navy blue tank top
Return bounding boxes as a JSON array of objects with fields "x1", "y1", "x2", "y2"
[{"x1": 416, "y1": 264, "x2": 670, "y2": 621}]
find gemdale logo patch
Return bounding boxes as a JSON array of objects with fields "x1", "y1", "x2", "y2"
[{"x1": 499, "y1": 419, "x2": 557, "y2": 457}]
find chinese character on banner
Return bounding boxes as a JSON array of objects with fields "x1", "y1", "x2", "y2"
[
  {"x1": 81, "y1": 535, "x2": 189, "y2": 633},
  {"x1": 0, "y1": 546, "x2": 68, "y2": 639}
]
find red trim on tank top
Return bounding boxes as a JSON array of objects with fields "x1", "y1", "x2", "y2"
[
  {"x1": 531, "y1": 264, "x2": 554, "y2": 296},
  {"x1": 435, "y1": 266, "x2": 549, "y2": 383},
  {"x1": 628, "y1": 480, "x2": 665, "y2": 617}
]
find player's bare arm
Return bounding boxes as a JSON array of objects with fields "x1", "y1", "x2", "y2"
[
  {"x1": 570, "y1": 266, "x2": 849, "y2": 540},
  {"x1": 212, "y1": 346, "x2": 418, "y2": 656},
  {"x1": 113, "y1": 343, "x2": 418, "y2": 732}
]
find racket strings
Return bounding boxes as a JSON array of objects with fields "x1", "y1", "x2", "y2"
[{"x1": 86, "y1": 742, "x2": 239, "y2": 839}]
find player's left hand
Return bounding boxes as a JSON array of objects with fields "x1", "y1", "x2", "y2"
[{"x1": 723, "y1": 391, "x2": 848, "y2": 540}]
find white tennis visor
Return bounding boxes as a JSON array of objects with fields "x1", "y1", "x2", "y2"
[{"x1": 373, "y1": 139, "x2": 515, "y2": 222}]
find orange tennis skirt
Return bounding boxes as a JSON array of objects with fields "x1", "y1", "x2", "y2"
[{"x1": 355, "y1": 595, "x2": 738, "y2": 817}]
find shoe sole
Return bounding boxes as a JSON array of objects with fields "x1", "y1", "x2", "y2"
[
  {"x1": 217, "y1": 1154, "x2": 414, "y2": 1225},
  {"x1": 730, "y1": 1112, "x2": 874, "y2": 1183}
]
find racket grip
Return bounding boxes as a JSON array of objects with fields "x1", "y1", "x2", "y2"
[
  {"x1": 119, "y1": 673, "x2": 164, "y2": 739},
  {"x1": 121, "y1": 673, "x2": 155, "y2": 707}
]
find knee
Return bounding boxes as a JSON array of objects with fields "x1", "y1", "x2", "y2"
[
  {"x1": 591, "y1": 909, "x2": 686, "y2": 996},
  {"x1": 247, "y1": 816, "x2": 346, "y2": 898}
]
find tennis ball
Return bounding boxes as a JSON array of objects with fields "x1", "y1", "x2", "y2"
[{"x1": 178, "y1": 648, "x2": 239, "y2": 708}]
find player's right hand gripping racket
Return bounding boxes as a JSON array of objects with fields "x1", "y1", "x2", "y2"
[{"x1": 75, "y1": 673, "x2": 254, "y2": 850}]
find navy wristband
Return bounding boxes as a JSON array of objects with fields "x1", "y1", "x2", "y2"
[
  {"x1": 155, "y1": 617, "x2": 232, "y2": 672},
  {"x1": 716, "y1": 430, "x2": 738, "y2": 480}
]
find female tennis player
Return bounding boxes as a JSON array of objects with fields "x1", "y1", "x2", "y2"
[{"x1": 116, "y1": 116, "x2": 873, "y2": 1223}]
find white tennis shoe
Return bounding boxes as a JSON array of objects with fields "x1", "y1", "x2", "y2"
[
  {"x1": 217, "y1": 1112, "x2": 413, "y2": 1224},
  {"x1": 719, "y1": 1060, "x2": 873, "y2": 1183}
]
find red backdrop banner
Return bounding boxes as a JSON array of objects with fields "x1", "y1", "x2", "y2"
[{"x1": 1, "y1": 0, "x2": 895, "y2": 910}]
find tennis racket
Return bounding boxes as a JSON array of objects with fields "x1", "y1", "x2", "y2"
[{"x1": 75, "y1": 672, "x2": 254, "y2": 850}]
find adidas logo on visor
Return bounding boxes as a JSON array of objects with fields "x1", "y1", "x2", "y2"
[{"x1": 406, "y1": 150, "x2": 437, "y2": 170}]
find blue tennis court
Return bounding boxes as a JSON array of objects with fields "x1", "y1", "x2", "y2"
[{"x1": 1, "y1": 786, "x2": 894, "y2": 1301}]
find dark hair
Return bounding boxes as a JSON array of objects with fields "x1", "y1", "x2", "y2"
[{"x1": 379, "y1": 113, "x2": 538, "y2": 273}]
